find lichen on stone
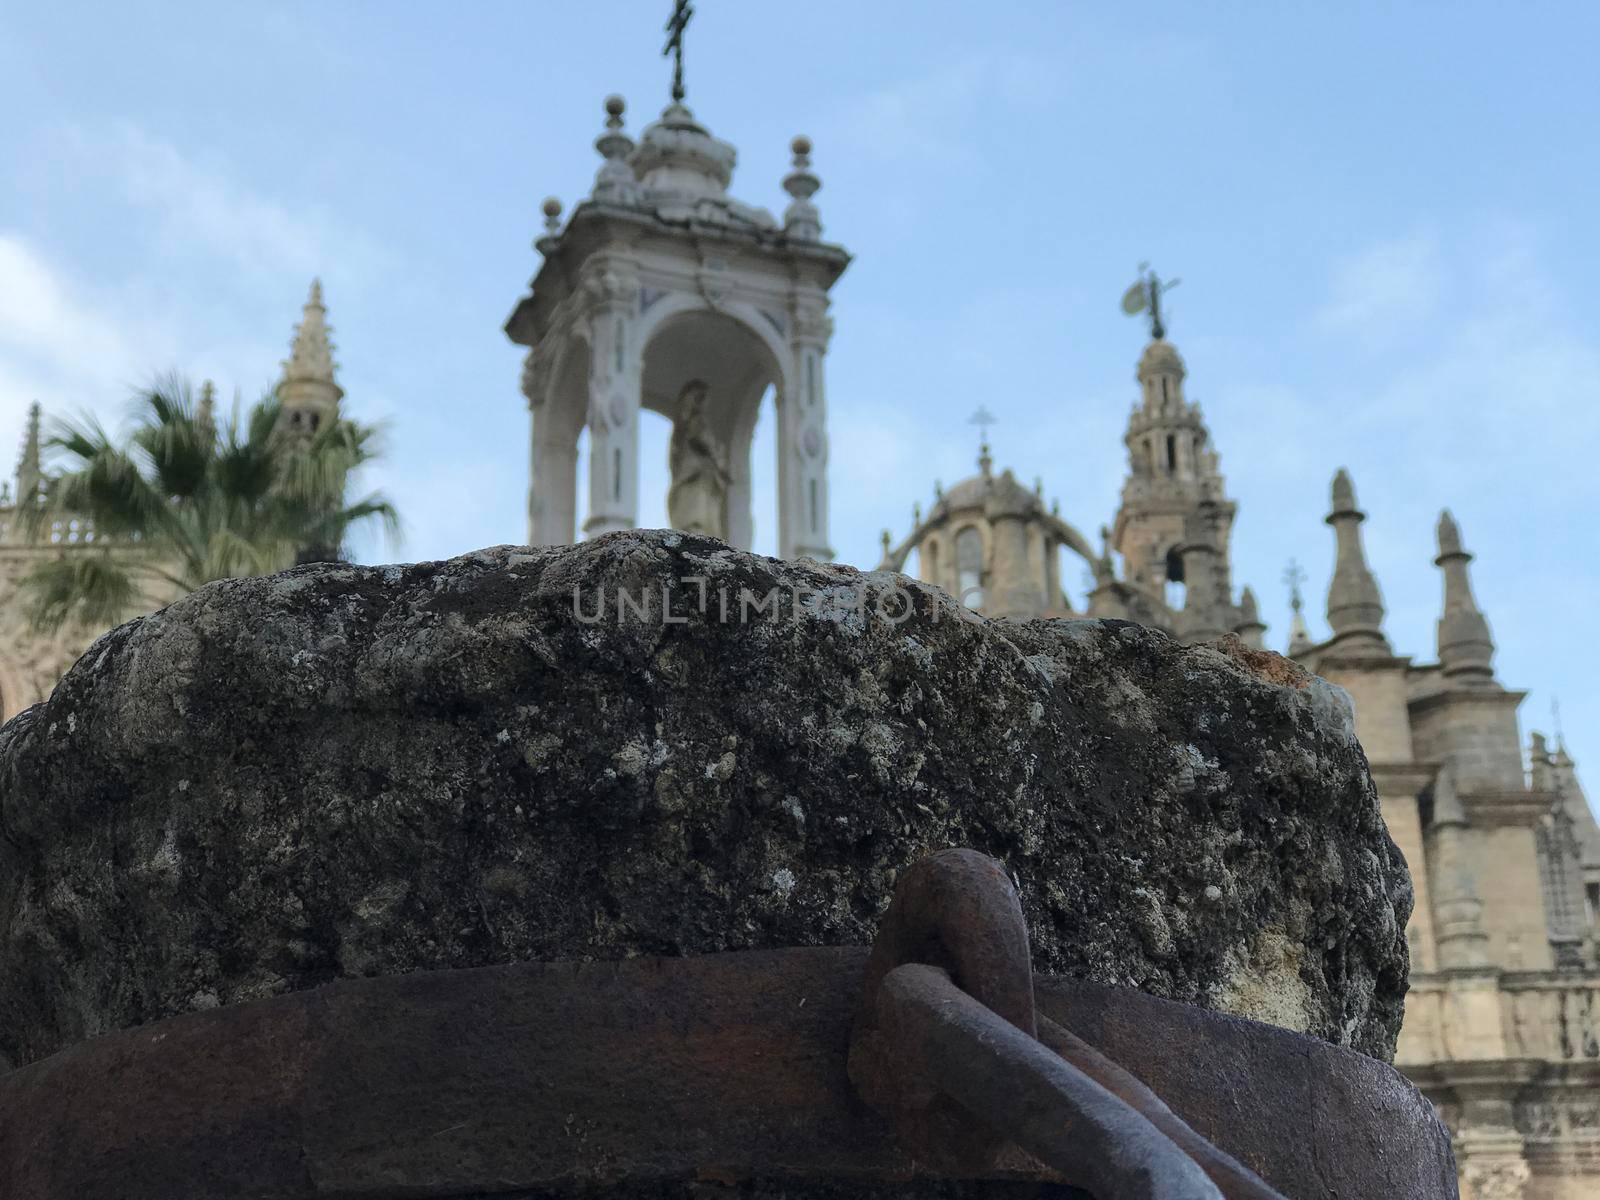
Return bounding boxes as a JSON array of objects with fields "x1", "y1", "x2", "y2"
[{"x1": 0, "y1": 530, "x2": 1411, "y2": 1069}]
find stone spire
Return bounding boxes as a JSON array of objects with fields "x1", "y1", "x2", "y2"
[
  {"x1": 1234, "y1": 585, "x2": 1267, "y2": 650},
  {"x1": 15, "y1": 401, "x2": 42, "y2": 506},
  {"x1": 1551, "y1": 735, "x2": 1600, "y2": 875},
  {"x1": 781, "y1": 135, "x2": 822, "y2": 241},
  {"x1": 196, "y1": 380, "x2": 217, "y2": 448},
  {"x1": 1323, "y1": 469, "x2": 1388, "y2": 652},
  {"x1": 279, "y1": 279, "x2": 344, "y2": 439},
  {"x1": 1429, "y1": 767, "x2": 1490, "y2": 969},
  {"x1": 591, "y1": 95, "x2": 638, "y2": 204},
  {"x1": 1434, "y1": 509, "x2": 1495, "y2": 680}
]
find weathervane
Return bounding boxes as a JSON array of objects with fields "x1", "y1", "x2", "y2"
[
  {"x1": 663, "y1": 0, "x2": 694, "y2": 103},
  {"x1": 1121, "y1": 262, "x2": 1181, "y2": 340}
]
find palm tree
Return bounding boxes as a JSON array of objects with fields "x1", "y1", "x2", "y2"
[{"x1": 19, "y1": 374, "x2": 399, "y2": 633}]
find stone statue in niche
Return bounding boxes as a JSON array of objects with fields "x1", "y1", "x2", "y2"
[{"x1": 667, "y1": 380, "x2": 729, "y2": 539}]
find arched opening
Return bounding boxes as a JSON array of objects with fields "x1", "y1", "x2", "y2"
[
  {"x1": 641, "y1": 309, "x2": 784, "y2": 552},
  {"x1": 636, "y1": 408, "x2": 674, "y2": 532},
  {"x1": 955, "y1": 525, "x2": 984, "y2": 609},
  {"x1": 531, "y1": 335, "x2": 589, "y2": 545},
  {"x1": 1164, "y1": 546, "x2": 1186, "y2": 611},
  {"x1": 747, "y1": 385, "x2": 778, "y2": 557},
  {"x1": 573, "y1": 425, "x2": 590, "y2": 535}
]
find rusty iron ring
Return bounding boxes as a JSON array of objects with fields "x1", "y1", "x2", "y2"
[
  {"x1": 849, "y1": 848, "x2": 1284, "y2": 1199},
  {"x1": 849, "y1": 848, "x2": 1039, "y2": 1171}
]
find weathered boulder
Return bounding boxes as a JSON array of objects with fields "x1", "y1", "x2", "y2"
[{"x1": 0, "y1": 530, "x2": 1410, "y2": 1071}]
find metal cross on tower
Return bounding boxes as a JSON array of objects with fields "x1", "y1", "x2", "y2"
[
  {"x1": 663, "y1": 0, "x2": 693, "y2": 103},
  {"x1": 968, "y1": 405, "x2": 998, "y2": 465},
  {"x1": 1283, "y1": 558, "x2": 1308, "y2": 613}
]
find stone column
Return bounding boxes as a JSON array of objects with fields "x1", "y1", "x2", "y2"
[
  {"x1": 579, "y1": 268, "x2": 640, "y2": 538},
  {"x1": 781, "y1": 300, "x2": 831, "y2": 560},
  {"x1": 1043, "y1": 535, "x2": 1061, "y2": 611},
  {"x1": 524, "y1": 350, "x2": 578, "y2": 546}
]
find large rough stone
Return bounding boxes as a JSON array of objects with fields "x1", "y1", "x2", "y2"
[{"x1": 0, "y1": 530, "x2": 1410, "y2": 1071}]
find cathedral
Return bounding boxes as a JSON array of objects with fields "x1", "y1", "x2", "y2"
[
  {"x1": 878, "y1": 307, "x2": 1600, "y2": 1200},
  {"x1": 503, "y1": 76, "x2": 1600, "y2": 1198},
  {"x1": 1, "y1": 44, "x2": 1596, "y2": 1200}
]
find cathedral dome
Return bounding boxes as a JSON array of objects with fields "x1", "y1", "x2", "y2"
[{"x1": 938, "y1": 469, "x2": 1040, "y2": 517}]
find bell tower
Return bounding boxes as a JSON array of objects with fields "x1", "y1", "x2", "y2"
[
  {"x1": 505, "y1": 9, "x2": 850, "y2": 559},
  {"x1": 1107, "y1": 271, "x2": 1239, "y2": 633}
]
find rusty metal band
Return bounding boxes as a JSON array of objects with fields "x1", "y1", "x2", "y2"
[{"x1": 0, "y1": 946, "x2": 1456, "y2": 1199}]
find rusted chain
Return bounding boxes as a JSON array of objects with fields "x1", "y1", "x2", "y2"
[{"x1": 850, "y1": 848, "x2": 1285, "y2": 1200}]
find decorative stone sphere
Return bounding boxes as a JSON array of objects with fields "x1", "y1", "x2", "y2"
[
  {"x1": 604, "y1": 94, "x2": 626, "y2": 118},
  {"x1": 791, "y1": 134, "x2": 812, "y2": 157},
  {"x1": 541, "y1": 196, "x2": 562, "y2": 219}
]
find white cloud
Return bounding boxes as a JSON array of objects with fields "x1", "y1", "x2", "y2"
[
  {"x1": 50, "y1": 122, "x2": 387, "y2": 283},
  {"x1": 1313, "y1": 231, "x2": 1442, "y2": 343}
]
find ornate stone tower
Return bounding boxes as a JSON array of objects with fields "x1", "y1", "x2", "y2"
[
  {"x1": 278, "y1": 279, "x2": 343, "y2": 439},
  {"x1": 1088, "y1": 281, "x2": 1257, "y2": 644},
  {"x1": 1109, "y1": 337, "x2": 1238, "y2": 620},
  {"x1": 506, "y1": 61, "x2": 850, "y2": 558}
]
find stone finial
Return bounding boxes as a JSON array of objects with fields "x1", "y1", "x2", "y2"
[
  {"x1": 1530, "y1": 731, "x2": 1553, "y2": 791},
  {"x1": 16, "y1": 400, "x2": 42, "y2": 505},
  {"x1": 1235, "y1": 585, "x2": 1268, "y2": 650},
  {"x1": 782, "y1": 134, "x2": 823, "y2": 241},
  {"x1": 978, "y1": 440, "x2": 993, "y2": 477},
  {"x1": 1434, "y1": 508, "x2": 1494, "y2": 680},
  {"x1": 1323, "y1": 469, "x2": 1388, "y2": 651},
  {"x1": 592, "y1": 95, "x2": 638, "y2": 202},
  {"x1": 542, "y1": 197, "x2": 563, "y2": 235}
]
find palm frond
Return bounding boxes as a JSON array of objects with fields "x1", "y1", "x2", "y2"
[{"x1": 20, "y1": 555, "x2": 142, "y2": 634}]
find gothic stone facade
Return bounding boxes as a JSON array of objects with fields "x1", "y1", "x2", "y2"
[{"x1": 883, "y1": 331, "x2": 1600, "y2": 1200}]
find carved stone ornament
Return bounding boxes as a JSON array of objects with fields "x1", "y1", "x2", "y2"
[
  {"x1": 1464, "y1": 1158, "x2": 1530, "y2": 1200},
  {"x1": 579, "y1": 264, "x2": 639, "y2": 310},
  {"x1": 520, "y1": 350, "x2": 550, "y2": 407},
  {"x1": 792, "y1": 308, "x2": 833, "y2": 344}
]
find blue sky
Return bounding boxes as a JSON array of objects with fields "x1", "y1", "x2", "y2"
[{"x1": 2, "y1": 2, "x2": 1596, "y2": 790}]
